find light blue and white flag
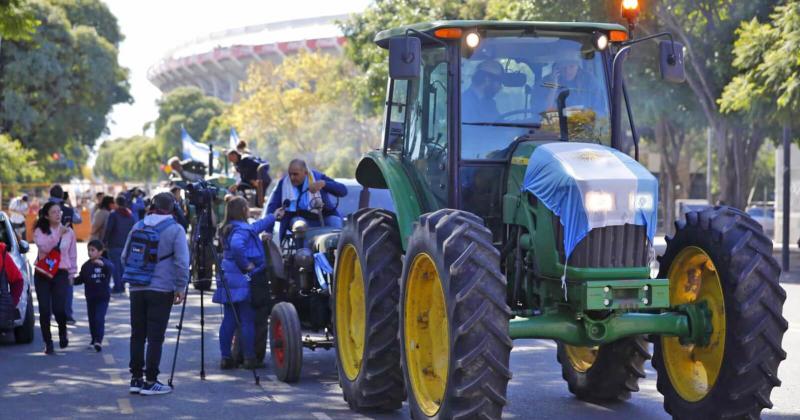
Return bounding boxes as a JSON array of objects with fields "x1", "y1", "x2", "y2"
[
  {"x1": 230, "y1": 127, "x2": 240, "y2": 151},
  {"x1": 522, "y1": 143, "x2": 658, "y2": 261},
  {"x1": 181, "y1": 126, "x2": 218, "y2": 162}
]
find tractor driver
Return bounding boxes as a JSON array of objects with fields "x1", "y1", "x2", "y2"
[
  {"x1": 462, "y1": 59, "x2": 504, "y2": 122},
  {"x1": 266, "y1": 159, "x2": 348, "y2": 239}
]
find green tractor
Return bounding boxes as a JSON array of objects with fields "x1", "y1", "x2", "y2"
[{"x1": 332, "y1": 17, "x2": 787, "y2": 420}]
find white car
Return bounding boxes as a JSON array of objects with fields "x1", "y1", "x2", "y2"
[{"x1": 0, "y1": 211, "x2": 35, "y2": 344}]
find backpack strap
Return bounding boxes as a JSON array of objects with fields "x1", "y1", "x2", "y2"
[{"x1": 154, "y1": 218, "x2": 177, "y2": 261}]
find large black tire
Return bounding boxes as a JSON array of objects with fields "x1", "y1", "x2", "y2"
[
  {"x1": 556, "y1": 336, "x2": 650, "y2": 401},
  {"x1": 270, "y1": 302, "x2": 303, "y2": 383},
  {"x1": 333, "y1": 208, "x2": 405, "y2": 411},
  {"x1": 400, "y1": 209, "x2": 512, "y2": 419},
  {"x1": 653, "y1": 206, "x2": 787, "y2": 419},
  {"x1": 14, "y1": 291, "x2": 34, "y2": 344}
]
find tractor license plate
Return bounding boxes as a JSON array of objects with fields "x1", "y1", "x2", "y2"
[{"x1": 584, "y1": 278, "x2": 669, "y2": 310}]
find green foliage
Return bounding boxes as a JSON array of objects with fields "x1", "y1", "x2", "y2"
[
  {"x1": 94, "y1": 135, "x2": 163, "y2": 182},
  {"x1": 154, "y1": 86, "x2": 226, "y2": 159},
  {"x1": 0, "y1": 0, "x2": 39, "y2": 41},
  {"x1": 0, "y1": 134, "x2": 44, "y2": 183},
  {"x1": 224, "y1": 51, "x2": 380, "y2": 178},
  {"x1": 50, "y1": 0, "x2": 122, "y2": 45},
  {"x1": 720, "y1": 2, "x2": 800, "y2": 123},
  {"x1": 0, "y1": 0, "x2": 130, "y2": 180}
]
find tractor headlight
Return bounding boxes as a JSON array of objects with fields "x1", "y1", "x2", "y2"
[
  {"x1": 584, "y1": 192, "x2": 614, "y2": 212},
  {"x1": 630, "y1": 193, "x2": 655, "y2": 211}
]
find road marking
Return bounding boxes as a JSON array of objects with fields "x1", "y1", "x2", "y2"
[
  {"x1": 109, "y1": 372, "x2": 125, "y2": 386},
  {"x1": 103, "y1": 354, "x2": 115, "y2": 365},
  {"x1": 117, "y1": 398, "x2": 133, "y2": 414},
  {"x1": 311, "y1": 413, "x2": 332, "y2": 420}
]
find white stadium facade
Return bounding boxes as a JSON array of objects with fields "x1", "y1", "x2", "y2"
[{"x1": 147, "y1": 14, "x2": 346, "y2": 103}]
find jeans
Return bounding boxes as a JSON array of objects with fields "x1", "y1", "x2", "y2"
[
  {"x1": 66, "y1": 283, "x2": 74, "y2": 319},
  {"x1": 108, "y1": 248, "x2": 124, "y2": 293},
  {"x1": 86, "y1": 297, "x2": 110, "y2": 344},
  {"x1": 219, "y1": 302, "x2": 255, "y2": 359},
  {"x1": 129, "y1": 290, "x2": 174, "y2": 382},
  {"x1": 34, "y1": 271, "x2": 69, "y2": 343}
]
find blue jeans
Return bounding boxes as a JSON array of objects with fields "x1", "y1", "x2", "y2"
[
  {"x1": 66, "y1": 283, "x2": 74, "y2": 318},
  {"x1": 219, "y1": 302, "x2": 255, "y2": 359},
  {"x1": 108, "y1": 248, "x2": 124, "y2": 293},
  {"x1": 86, "y1": 297, "x2": 110, "y2": 344}
]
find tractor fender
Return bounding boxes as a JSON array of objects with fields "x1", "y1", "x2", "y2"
[{"x1": 355, "y1": 152, "x2": 421, "y2": 250}]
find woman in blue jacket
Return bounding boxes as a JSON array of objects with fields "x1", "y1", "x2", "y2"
[{"x1": 214, "y1": 196, "x2": 283, "y2": 369}]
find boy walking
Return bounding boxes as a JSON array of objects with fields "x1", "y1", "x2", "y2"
[
  {"x1": 75, "y1": 240, "x2": 113, "y2": 352},
  {"x1": 124, "y1": 193, "x2": 189, "y2": 396}
]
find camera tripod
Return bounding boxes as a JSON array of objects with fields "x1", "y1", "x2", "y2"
[{"x1": 167, "y1": 206, "x2": 260, "y2": 387}]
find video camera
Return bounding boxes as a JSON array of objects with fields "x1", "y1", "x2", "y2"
[{"x1": 184, "y1": 180, "x2": 220, "y2": 210}]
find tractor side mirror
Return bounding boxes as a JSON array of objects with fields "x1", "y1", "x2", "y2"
[
  {"x1": 659, "y1": 40, "x2": 686, "y2": 83},
  {"x1": 389, "y1": 36, "x2": 421, "y2": 80}
]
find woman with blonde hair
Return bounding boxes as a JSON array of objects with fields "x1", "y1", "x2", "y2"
[{"x1": 213, "y1": 196, "x2": 283, "y2": 369}]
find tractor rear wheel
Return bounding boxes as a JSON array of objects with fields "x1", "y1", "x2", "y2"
[
  {"x1": 270, "y1": 302, "x2": 303, "y2": 383},
  {"x1": 653, "y1": 207, "x2": 787, "y2": 419},
  {"x1": 556, "y1": 336, "x2": 650, "y2": 401},
  {"x1": 400, "y1": 209, "x2": 512, "y2": 419},
  {"x1": 333, "y1": 209, "x2": 405, "y2": 411}
]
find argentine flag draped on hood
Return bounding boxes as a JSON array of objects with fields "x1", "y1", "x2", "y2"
[{"x1": 522, "y1": 143, "x2": 658, "y2": 262}]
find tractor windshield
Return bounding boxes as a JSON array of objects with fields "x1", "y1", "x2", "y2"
[{"x1": 460, "y1": 30, "x2": 611, "y2": 159}]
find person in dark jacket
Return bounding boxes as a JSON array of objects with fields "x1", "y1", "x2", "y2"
[
  {"x1": 104, "y1": 195, "x2": 136, "y2": 294},
  {"x1": 266, "y1": 159, "x2": 347, "y2": 239},
  {"x1": 75, "y1": 240, "x2": 113, "y2": 352},
  {"x1": 226, "y1": 150, "x2": 271, "y2": 197},
  {"x1": 214, "y1": 196, "x2": 281, "y2": 369}
]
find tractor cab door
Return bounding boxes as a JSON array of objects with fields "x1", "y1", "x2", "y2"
[{"x1": 384, "y1": 45, "x2": 451, "y2": 213}]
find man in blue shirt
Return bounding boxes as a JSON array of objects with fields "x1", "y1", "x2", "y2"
[
  {"x1": 462, "y1": 59, "x2": 504, "y2": 122},
  {"x1": 266, "y1": 159, "x2": 347, "y2": 239}
]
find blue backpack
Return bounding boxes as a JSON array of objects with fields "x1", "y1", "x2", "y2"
[{"x1": 122, "y1": 219, "x2": 176, "y2": 285}]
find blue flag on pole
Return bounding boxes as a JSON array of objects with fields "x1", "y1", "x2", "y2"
[
  {"x1": 230, "y1": 128, "x2": 240, "y2": 152},
  {"x1": 181, "y1": 126, "x2": 217, "y2": 162}
]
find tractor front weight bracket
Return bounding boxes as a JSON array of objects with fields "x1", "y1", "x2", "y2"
[{"x1": 508, "y1": 305, "x2": 711, "y2": 346}]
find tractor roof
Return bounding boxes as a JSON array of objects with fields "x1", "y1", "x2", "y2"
[{"x1": 374, "y1": 20, "x2": 627, "y2": 47}]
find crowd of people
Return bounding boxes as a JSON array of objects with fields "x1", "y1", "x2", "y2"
[{"x1": 1, "y1": 145, "x2": 349, "y2": 397}]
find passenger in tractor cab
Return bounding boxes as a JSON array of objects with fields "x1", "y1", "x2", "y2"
[
  {"x1": 461, "y1": 59, "x2": 504, "y2": 122},
  {"x1": 226, "y1": 150, "x2": 271, "y2": 198},
  {"x1": 267, "y1": 159, "x2": 347, "y2": 239},
  {"x1": 542, "y1": 57, "x2": 603, "y2": 112}
]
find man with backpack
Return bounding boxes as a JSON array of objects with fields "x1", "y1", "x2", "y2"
[{"x1": 123, "y1": 192, "x2": 189, "y2": 396}]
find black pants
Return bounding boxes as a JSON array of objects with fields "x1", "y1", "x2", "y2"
[
  {"x1": 34, "y1": 271, "x2": 69, "y2": 343},
  {"x1": 86, "y1": 297, "x2": 110, "y2": 344},
  {"x1": 129, "y1": 290, "x2": 174, "y2": 382}
]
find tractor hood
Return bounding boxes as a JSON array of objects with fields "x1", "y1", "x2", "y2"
[{"x1": 521, "y1": 143, "x2": 658, "y2": 260}]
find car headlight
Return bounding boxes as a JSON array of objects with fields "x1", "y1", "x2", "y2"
[
  {"x1": 584, "y1": 191, "x2": 614, "y2": 212},
  {"x1": 630, "y1": 193, "x2": 655, "y2": 211}
]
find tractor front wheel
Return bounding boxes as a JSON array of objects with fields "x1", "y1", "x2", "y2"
[
  {"x1": 653, "y1": 207, "x2": 787, "y2": 419},
  {"x1": 556, "y1": 336, "x2": 650, "y2": 401},
  {"x1": 333, "y1": 209, "x2": 405, "y2": 411},
  {"x1": 400, "y1": 209, "x2": 512, "y2": 419},
  {"x1": 270, "y1": 302, "x2": 303, "y2": 382}
]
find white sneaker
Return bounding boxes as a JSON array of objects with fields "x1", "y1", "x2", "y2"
[{"x1": 139, "y1": 381, "x2": 172, "y2": 395}]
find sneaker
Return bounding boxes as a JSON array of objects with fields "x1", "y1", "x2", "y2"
[
  {"x1": 129, "y1": 378, "x2": 144, "y2": 394},
  {"x1": 140, "y1": 381, "x2": 172, "y2": 396},
  {"x1": 66, "y1": 318, "x2": 77, "y2": 325},
  {"x1": 220, "y1": 357, "x2": 236, "y2": 370},
  {"x1": 93, "y1": 343, "x2": 102, "y2": 352},
  {"x1": 58, "y1": 332, "x2": 69, "y2": 349},
  {"x1": 44, "y1": 341, "x2": 54, "y2": 355}
]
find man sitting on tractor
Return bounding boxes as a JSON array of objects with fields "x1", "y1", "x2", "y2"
[
  {"x1": 461, "y1": 59, "x2": 504, "y2": 122},
  {"x1": 267, "y1": 159, "x2": 347, "y2": 239}
]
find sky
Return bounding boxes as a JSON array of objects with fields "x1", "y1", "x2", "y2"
[{"x1": 101, "y1": 0, "x2": 371, "y2": 142}]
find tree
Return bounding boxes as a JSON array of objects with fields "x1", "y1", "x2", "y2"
[
  {"x1": 0, "y1": 0, "x2": 130, "y2": 178},
  {"x1": 0, "y1": 134, "x2": 44, "y2": 183},
  {"x1": 224, "y1": 51, "x2": 380, "y2": 177},
  {"x1": 0, "y1": 0, "x2": 39, "y2": 41},
  {"x1": 154, "y1": 86, "x2": 226, "y2": 159},
  {"x1": 94, "y1": 135, "x2": 163, "y2": 182}
]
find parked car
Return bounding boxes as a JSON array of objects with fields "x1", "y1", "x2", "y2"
[
  {"x1": 746, "y1": 205, "x2": 775, "y2": 239},
  {"x1": 0, "y1": 211, "x2": 34, "y2": 344}
]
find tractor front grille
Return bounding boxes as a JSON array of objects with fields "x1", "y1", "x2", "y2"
[{"x1": 553, "y1": 215, "x2": 649, "y2": 268}]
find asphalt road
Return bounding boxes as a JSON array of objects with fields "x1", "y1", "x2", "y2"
[{"x1": 1, "y1": 245, "x2": 799, "y2": 419}]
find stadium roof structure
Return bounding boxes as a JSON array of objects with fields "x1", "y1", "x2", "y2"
[{"x1": 147, "y1": 14, "x2": 347, "y2": 102}]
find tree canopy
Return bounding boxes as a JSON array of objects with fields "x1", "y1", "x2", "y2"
[
  {"x1": 154, "y1": 86, "x2": 226, "y2": 159},
  {"x1": 0, "y1": 0, "x2": 39, "y2": 41}
]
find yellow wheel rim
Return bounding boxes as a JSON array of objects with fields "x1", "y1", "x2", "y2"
[
  {"x1": 662, "y1": 246, "x2": 726, "y2": 402},
  {"x1": 405, "y1": 253, "x2": 450, "y2": 417},
  {"x1": 335, "y1": 244, "x2": 366, "y2": 381},
  {"x1": 564, "y1": 345, "x2": 598, "y2": 373}
]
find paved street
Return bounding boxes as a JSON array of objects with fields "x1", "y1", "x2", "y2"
[{"x1": 1, "y1": 245, "x2": 799, "y2": 419}]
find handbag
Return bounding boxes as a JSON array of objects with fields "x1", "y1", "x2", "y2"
[
  {"x1": 0, "y1": 250, "x2": 18, "y2": 330},
  {"x1": 35, "y1": 235, "x2": 62, "y2": 279}
]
